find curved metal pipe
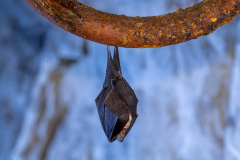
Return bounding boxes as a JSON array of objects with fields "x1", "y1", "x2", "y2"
[{"x1": 24, "y1": 0, "x2": 240, "y2": 48}]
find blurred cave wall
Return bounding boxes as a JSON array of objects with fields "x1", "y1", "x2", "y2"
[{"x1": 0, "y1": 0, "x2": 240, "y2": 160}]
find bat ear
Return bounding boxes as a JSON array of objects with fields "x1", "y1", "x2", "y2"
[{"x1": 113, "y1": 47, "x2": 122, "y2": 75}]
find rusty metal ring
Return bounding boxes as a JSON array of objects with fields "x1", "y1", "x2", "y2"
[{"x1": 24, "y1": 0, "x2": 240, "y2": 48}]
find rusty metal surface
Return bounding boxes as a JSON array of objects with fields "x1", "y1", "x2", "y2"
[{"x1": 24, "y1": 0, "x2": 240, "y2": 48}]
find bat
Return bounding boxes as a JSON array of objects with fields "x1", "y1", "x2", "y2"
[{"x1": 95, "y1": 46, "x2": 138, "y2": 142}]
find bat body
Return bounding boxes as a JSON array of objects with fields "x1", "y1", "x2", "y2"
[{"x1": 95, "y1": 46, "x2": 138, "y2": 142}]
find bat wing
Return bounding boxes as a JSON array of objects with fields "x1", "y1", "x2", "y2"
[
  {"x1": 112, "y1": 78, "x2": 138, "y2": 137},
  {"x1": 103, "y1": 89, "x2": 129, "y2": 142},
  {"x1": 113, "y1": 78, "x2": 138, "y2": 114},
  {"x1": 103, "y1": 46, "x2": 114, "y2": 88},
  {"x1": 95, "y1": 87, "x2": 107, "y2": 133}
]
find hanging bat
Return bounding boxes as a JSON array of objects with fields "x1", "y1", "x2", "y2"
[{"x1": 95, "y1": 46, "x2": 138, "y2": 142}]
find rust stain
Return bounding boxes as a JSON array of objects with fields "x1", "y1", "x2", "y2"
[
  {"x1": 122, "y1": 36, "x2": 128, "y2": 45},
  {"x1": 24, "y1": 0, "x2": 240, "y2": 48},
  {"x1": 136, "y1": 22, "x2": 143, "y2": 28},
  {"x1": 140, "y1": 45, "x2": 159, "y2": 48},
  {"x1": 210, "y1": 17, "x2": 218, "y2": 22}
]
